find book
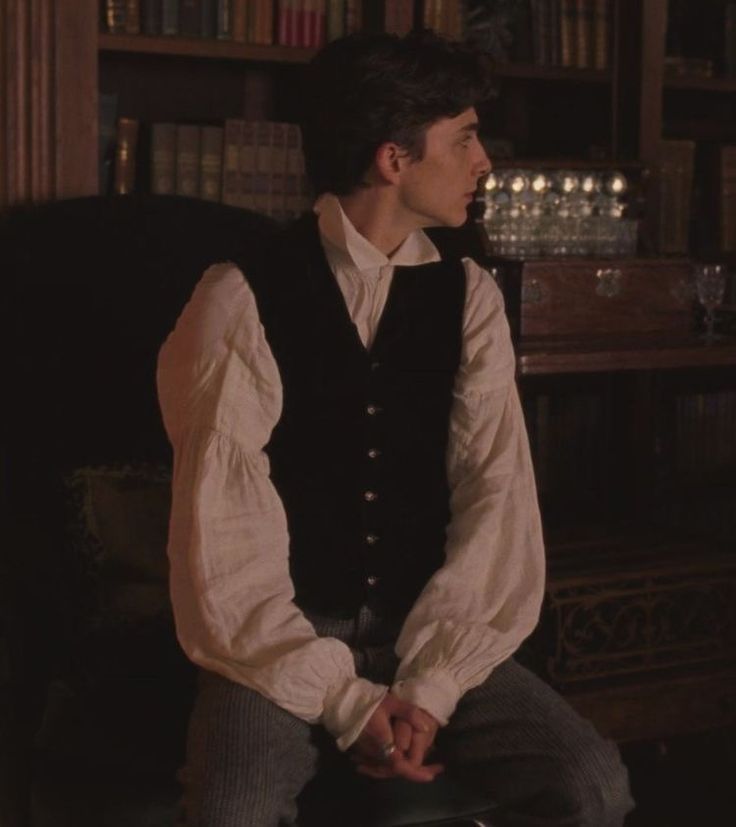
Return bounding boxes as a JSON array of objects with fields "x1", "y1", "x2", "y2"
[
  {"x1": 124, "y1": 0, "x2": 141, "y2": 34},
  {"x1": 217, "y1": 0, "x2": 232, "y2": 38},
  {"x1": 113, "y1": 117, "x2": 140, "y2": 195},
  {"x1": 270, "y1": 121, "x2": 288, "y2": 218},
  {"x1": 142, "y1": 0, "x2": 163, "y2": 34},
  {"x1": 721, "y1": 145, "x2": 736, "y2": 253},
  {"x1": 344, "y1": 0, "x2": 361, "y2": 34},
  {"x1": 277, "y1": 0, "x2": 295, "y2": 45},
  {"x1": 161, "y1": 0, "x2": 179, "y2": 35},
  {"x1": 574, "y1": 0, "x2": 592, "y2": 69},
  {"x1": 199, "y1": 0, "x2": 217, "y2": 37},
  {"x1": 239, "y1": 121, "x2": 257, "y2": 209},
  {"x1": 150, "y1": 122, "x2": 177, "y2": 194},
  {"x1": 592, "y1": 0, "x2": 609, "y2": 70},
  {"x1": 222, "y1": 119, "x2": 243, "y2": 206},
  {"x1": 105, "y1": 0, "x2": 127, "y2": 33},
  {"x1": 326, "y1": 0, "x2": 345, "y2": 41},
  {"x1": 384, "y1": 0, "x2": 413, "y2": 36},
  {"x1": 560, "y1": 0, "x2": 576, "y2": 67},
  {"x1": 530, "y1": 0, "x2": 550, "y2": 65},
  {"x1": 200, "y1": 125, "x2": 224, "y2": 201},
  {"x1": 726, "y1": 3, "x2": 736, "y2": 77},
  {"x1": 175, "y1": 124, "x2": 201, "y2": 197},
  {"x1": 180, "y1": 0, "x2": 203, "y2": 36},
  {"x1": 250, "y1": 0, "x2": 275, "y2": 45},
  {"x1": 549, "y1": 0, "x2": 561, "y2": 65},
  {"x1": 231, "y1": 0, "x2": 247, "y2": 42},
  {"x1": 99, "y1": 93, "x2": 119, "y2": 195},
  {"x1": 657, "y1": 139, "x2": 695, "y2": 254}
]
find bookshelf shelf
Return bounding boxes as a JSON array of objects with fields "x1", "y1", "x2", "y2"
[
  {"x1": 517, "y1": 334, "x2": 736, "y2": 376},
  {"x1": 493, "y1": 62, "x2": 612, "y2": 84},
  {"x1": 664, "y1": 75, "x2": 736, "y2": 94},
  {"x1": 98, "y1": 32, "x2": 315, "y2": 64}
]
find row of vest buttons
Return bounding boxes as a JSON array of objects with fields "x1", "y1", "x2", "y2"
[{"x1": 365, "y1": 391, "x2": 381, "y2": 589}]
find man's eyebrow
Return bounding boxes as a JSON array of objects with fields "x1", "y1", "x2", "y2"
[{"x1": 458, "y1": 122, "x2": 480, "y2": 134}]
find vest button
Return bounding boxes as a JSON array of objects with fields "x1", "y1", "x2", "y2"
[
  {"x1": 366, "y1": 404, "x2": 382, "y2": 416},
  {"x1": 366, "y1": 575, "x2": 379, "y2": 587},
  {"x1": 365, "y1": 533, "x2": 380, "y2": 545},
  {"x1": 371, "y1": 361, "x2": 381, "y2": 371},
  {"x1": 363, "y1": 491, "x2": 378, "y2": 502},
  {"x1": 367, "y1": 448, "x2": 381, "y2": 459}
]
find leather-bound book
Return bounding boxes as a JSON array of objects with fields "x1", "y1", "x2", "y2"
[
  {"x1": 175, "y1": 124, "x2": 201, "y2": 197},
  {"x1": 113, "y1": 117, "x2": 140, "y2": 195},
  {"x1": 200, "y1": 125, "x2": 224, "y2": 202},
  {"x1": 150, "y1": 122, "x2": 177, "y2": 195}
]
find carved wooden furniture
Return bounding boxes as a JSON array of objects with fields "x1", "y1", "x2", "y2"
[{"x1": 498, "y1": 255, "x2": 736, "y2": 743}]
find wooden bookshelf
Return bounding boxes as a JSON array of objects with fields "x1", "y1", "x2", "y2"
[
  {"x1": 493, "y1": 61, "x2": 612, "y2": 84},
  {"x1": 98, "y1": 32, "x2": 315, "y2": 64},
  {"x1": 664, "y1": 75, "x2": 736, "y2": 93},
  {"x1": 518, "y1": 334, "x2": 736, "y2": 376}
]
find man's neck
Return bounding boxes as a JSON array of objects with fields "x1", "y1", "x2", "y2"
[{"x1": 337, "y1": 188, "x2": 418, "y2": 257}]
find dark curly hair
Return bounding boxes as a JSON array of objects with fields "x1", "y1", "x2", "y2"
[{"x1": 299, "y1": 30, "x2": 493, "y2": 196}]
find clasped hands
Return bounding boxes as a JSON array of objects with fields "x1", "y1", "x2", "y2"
[{"x1": 352, "y1": 693, "x2": 443, "y2": 783}]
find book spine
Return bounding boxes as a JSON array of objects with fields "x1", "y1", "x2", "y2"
[
  {"x1": 217, "y1": 0, "x2": 232, "y2": 38},
  {"x1": 150, "y1": 122, "x2": 177, "y2": 194},
  {"x1": 285, "y1": 122, "x2": 302, "y2": 218},
  {"x1": 549, "y1": 0, "x2": 561, "y2": 65},
  {"x1": 105, "y1": 0, "x2": 128, "y2": 33},
  {"x1": 199, "y1": 0, "x2": 216, "y2": 37},
  {"x1": 560, "y1": 0, "x2": 576, "y2": 67},
  {"x1": 240, "y1": 121, "x2": 258, "y2": 209},
  {"x1": 142, "y1": 0, "x2": 163, "y2": 34},
  {"x1": 180, "y1": 0, "x2": 203, "y2": 36},
  {"x1": 270, "y1": 121, "x2": 288, "y2": 220},
  {"x1": 592, "y1": 0, "x2": 609, "y2": 70},
  {"x1": 175, "y1": 124, "x2": 202, "y2": 197},
  {"x1": 575, "y1": 0, "x2": 592, "y2": 69},
  {"x1": 113, "y1": 117, "x2": 140, "y2": 195},
  {"x1": 277, "y1": 0, "x2": 292, "y2": 45},
  {"x1": 658, "y1": 140, "x2": 695, "y2": 254},
  {"x1": 98, "y1": 92, "x2": 119, "y2": 196},
  {"x1": 726, "y1": 3, "x2": 736, "y2": 77},
  {"x1": 222, "y1": 119, "x2": 243, "y2": 205},
  {"x1": 721, "y1": 145, "x2": 736, "y2": 252},
  {"x1": 161, "y1": 0, "x2": 179, "y2": 34},
  {"x1": 257, "y1": 0, "x2": 275, "y2": 45},
  {"x1": 124, "y1": 0, "x2": 141, "y2": 33},
  {"x1": 530, "y1": 0, "x2": 549, "y2": 65},
  {"x1": 254, "y1": 120, "x2": 273, "y2": 213},
  {"x1": 200, "y1": 125, "x2": 224, "y2": 201},
  {"x1": 231, "y1": 0, "x2": 247, "y2": 42},
  {"x1": 326, "y1": 0, "x2": 344, "y2": 41},
  {"x1": 344, "y1": 0, "x2": 361, "y2": 34}
]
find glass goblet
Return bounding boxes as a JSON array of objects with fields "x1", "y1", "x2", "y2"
[{"x1": 694, "y1": 264, "x2": 726, "y2": 343}]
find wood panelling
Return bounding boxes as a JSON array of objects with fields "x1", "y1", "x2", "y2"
[{"x1": 0, "y1": 0, "x2": 97, "y2": 208}]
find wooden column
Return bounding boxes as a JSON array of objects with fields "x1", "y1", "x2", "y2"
[{"x1": 0, "y1": 0, "x2": 98, "y2": 208}]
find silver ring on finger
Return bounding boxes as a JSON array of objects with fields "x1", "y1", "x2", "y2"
[{"x1": 380, "y1": 741, "x2": 397, "y2": 762}]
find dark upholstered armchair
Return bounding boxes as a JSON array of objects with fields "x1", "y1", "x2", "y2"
[{"x1": 2, "y1": 195, "x2": 496, "y2": 826}]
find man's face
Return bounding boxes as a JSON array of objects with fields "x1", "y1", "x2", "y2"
[{"x1": 396, "y1": 107, "x2": 491, "y2": 229}]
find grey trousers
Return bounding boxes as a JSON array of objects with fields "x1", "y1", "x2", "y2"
[{"x1": 179, "y1": 608, "x2": 634, "y2": 827}]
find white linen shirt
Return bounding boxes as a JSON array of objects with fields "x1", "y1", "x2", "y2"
[{"x1": 157, "y1": 193, "x2": 545, "y2": 751}]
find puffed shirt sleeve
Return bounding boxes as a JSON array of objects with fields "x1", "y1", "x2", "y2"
[
  {"x1": 157, "y1": 263, "x2": 387, "y2": 751},
  {"x1": 391, "y1": 259, "x2": 546, "y2": 726}
]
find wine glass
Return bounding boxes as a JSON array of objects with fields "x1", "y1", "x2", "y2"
[{"x1": 694, "y1": 264, "x2": 726, "y2": 343}]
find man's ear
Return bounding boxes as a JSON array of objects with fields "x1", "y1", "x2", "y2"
[{"x1": 374, "y1": 142, "x2": 408, "y2": 185}]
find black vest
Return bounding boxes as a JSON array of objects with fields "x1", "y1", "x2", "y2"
[{"x1": 242, "y1": 215, "x2": 466, "y2": 619}]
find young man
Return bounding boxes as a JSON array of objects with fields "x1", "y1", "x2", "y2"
[{"x1": 157, "y1": 31, "x2": 633, "y2": 826}]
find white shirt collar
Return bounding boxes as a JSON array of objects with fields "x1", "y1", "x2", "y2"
[{"x1": 314, "y1": 192, "x2": 440, "y2": 273}]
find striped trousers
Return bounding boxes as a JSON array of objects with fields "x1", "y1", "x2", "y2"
[{"x1": 179, "y1": 608, "x2": 634, "y2": 827}]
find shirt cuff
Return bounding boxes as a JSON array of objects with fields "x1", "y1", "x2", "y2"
[
  {"x1": 390, "y1": 671, "x2": 462, "y2": 727},
  {"x1": 321, "y1": 676, "x2": 388, "y2": 751}
]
